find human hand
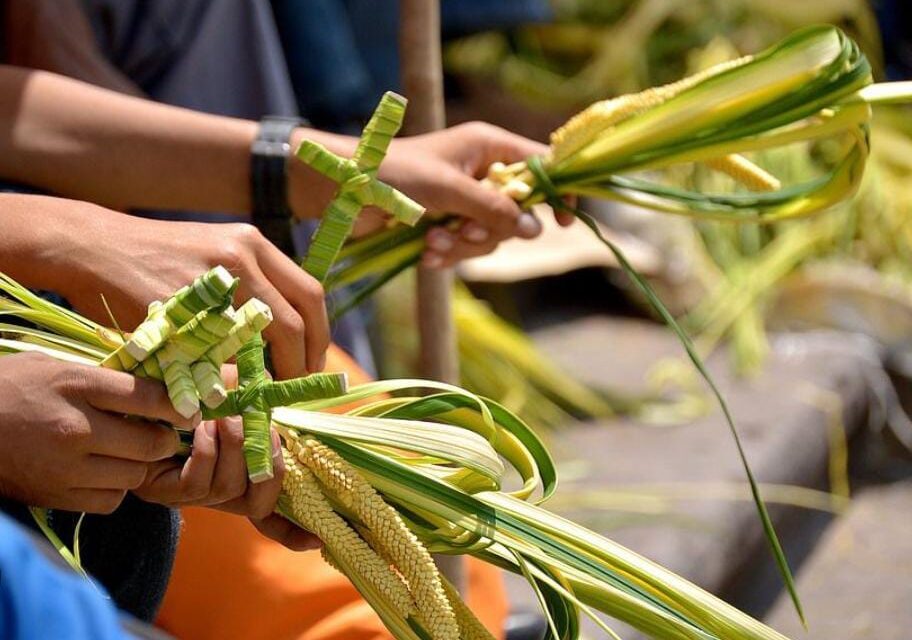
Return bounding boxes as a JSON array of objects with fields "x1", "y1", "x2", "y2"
[
  {"x1": 134, "y1": 416, "x2": 278, "y2": 515},
  {"x1": 59, "y1": 201, "x2": 329, "y2": 378},
  {"x1": 134, "y1": 416, "x2": 319, "y2": 551},
  {"x1": 379, "y1": 122, "x2": 577, "y2": 266},
  {"x1": 290, "y1": 122, "x2": 574, "y2": 269},
  {"x1": 0, "y1": 353, "x2": 186, "y2": 513}
]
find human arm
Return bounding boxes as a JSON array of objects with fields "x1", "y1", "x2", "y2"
[{"x1": 0, "y1": 67, "x2": 567, "y2": 266}]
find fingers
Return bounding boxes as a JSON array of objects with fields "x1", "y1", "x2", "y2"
[
  {"x1": 249, "y1": 514, "x2": 322, "y2": 551},
  {"x1": 83, "y1": 367, "x2": 199, "y2": 430},
  {"x1": 555, "y1": 211, "x2": 576, "y2": 227},
  {"x1": 422, "y1": 225, "x2": 501, "y2": 269},
  {"x1": 254, "y1": 241, "x2": 330, "y2": 373},
  {"x1": 421, "y1": 212, "x2": 543, "y2": 268},
  {"x1": 351, "y1": 207, "x2": 390, "y2": 238},
  {"x1": 555, "y1": 196, "x2": 578, "y2": 227},
  {"x1": 236, "y1": 261, "x2": 309, "y2": 379},
  {"x1": 424, "y1": 226, "x2": 457, "y2": 260},
  {"x1": 416, "y1": 123, "x2": 563, "y2": 267},
  {"x1": 169, "y1": 420, "x2": 219, "y2": 503},
  {"x1": 132, "y1": 418, "x2": 271, "y2": 511},
  {"x1": 445, "y1": 122, "x2": 547, "y2": 175},
  {"x1": 236, "y1": 429, "x2": 284, "y2": 519},
  {"x1": 132, "y1": 460, "x2": 184, "y2": 506},
  {"x1": 64, "y1": 488, "x2": 128, "y2": 515},
  {"x1": 134, "y1": 420, "x2": 219, "y2": 505},
  {"x1": 459, "y1": 221, "x2": 491, "y2": 244},
  {"x1": 205, "y1": 417, "x2": 248, "y2": 504},
  {"x1": 80, "y1": 455, "x2": 148, "y2": 490},
  {"x1": 220, "y1": 363, "x2": 239, "y2": 389},
  {"x1": 432, "y1": 166, "x2": 544, "y2": 240},
  {"x1": 472, "y1": 124, "x2": 549, "y2": 173},
  {"x1": 222, "y1": 223, "x2": 329, "y2": 378},
  {"x1": 434, "y1": 170, "x2": 526, "y2": 239},
  {"x1": 216, "y1": 428, "x2": 284, "y2": 519},
  {"x1": 87, "y1": 409, "x2": 180, "y2": 462}
]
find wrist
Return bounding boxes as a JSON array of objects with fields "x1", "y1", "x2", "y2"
[
  {"x1": 0, "y1": 194, "x2": 83, "y2": 291},
  {"x1": 46, "y1": 201, "x2": 122, "y2": 301}
]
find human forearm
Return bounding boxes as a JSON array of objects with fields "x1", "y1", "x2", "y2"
[
  {"x1": 0, "y1": 67, "x2": 560, "y2": 267},
  {"x1": 0, "y1": 193, "x2": 94, "y2": 292},
  {"x1": 0, "y1": 67, "x2": 358, "y2": 218},
  {"x1": 0, "y1": 67, "x2": 258, "y2": 213}
]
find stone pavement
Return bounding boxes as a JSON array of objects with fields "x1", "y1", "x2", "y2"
[
  {"x1": 765, "y1": 481, "x2": 912, "y2": 640},
  {"x1": 503, "y1": 316, "x2": 874, "y2": 638}
]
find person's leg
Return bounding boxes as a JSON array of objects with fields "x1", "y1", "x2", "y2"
[{"x1": 0, "y1": 511, "x2": 155, "y2": 640}]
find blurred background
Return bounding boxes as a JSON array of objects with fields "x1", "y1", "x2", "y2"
[{"x1": 418, "y1": 3, "x2": 912, "y2": 638}]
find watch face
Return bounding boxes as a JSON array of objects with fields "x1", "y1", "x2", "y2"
[{"x1": 252, "y1": 139, "x2": 291, "y2": 158}]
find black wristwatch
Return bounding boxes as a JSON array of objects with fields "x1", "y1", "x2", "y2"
[{"x1": 250, "y1": 115, "x2": 304, "y2": 255}]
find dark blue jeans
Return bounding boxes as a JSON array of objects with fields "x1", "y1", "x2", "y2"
[{"x1": 877, "y1": 0, "x2": 912, "y2": 79}]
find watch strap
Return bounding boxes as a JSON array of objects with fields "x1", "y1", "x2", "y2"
[{"x1": 250, "y1": 116, "x2": 303, "y2": 254}]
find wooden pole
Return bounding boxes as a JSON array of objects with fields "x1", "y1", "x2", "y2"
[{"x1": 398, "y1": 0, "x2": 465, "y2": 592}]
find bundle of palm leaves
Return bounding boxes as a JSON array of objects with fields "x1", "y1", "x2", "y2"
[
  {"x1": 326, "y1": 26, "x2": 912, "y2": 316},
  {"x1": 0, "y1": 271, "x2": 797, "y2": 639}
]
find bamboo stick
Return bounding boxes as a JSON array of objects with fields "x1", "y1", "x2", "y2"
[{"x1": 398, "y1": 0, "x2": 465, "y2": 593}]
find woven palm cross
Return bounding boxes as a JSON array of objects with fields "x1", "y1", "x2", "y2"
[{"x1": 297, "y1": 91, "x2": 426, "y2": 282}]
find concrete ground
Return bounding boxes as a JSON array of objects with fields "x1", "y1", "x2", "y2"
[
  {"x1": 766, "y1": 481, "x2": 912, "y2": 640},
  {"x1": 501, "y1": 315, "x2": 906, "y2": 639}
]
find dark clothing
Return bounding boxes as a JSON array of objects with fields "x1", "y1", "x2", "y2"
[
  {"x1": 0, "y1": 494, "x2": 179, "y2": 622},
  {"x1": 271, "y1": 0, "x2": 553, "y2": 130},
  {"x1": 0, "y1": 512, "x2": 132, "y2": 640},
  {"x1": 82, "y1": 0, "x2": 298, "y2": 118},
  {"x1": 877, "y1": 0, "x2": 912, "y2": 79}
]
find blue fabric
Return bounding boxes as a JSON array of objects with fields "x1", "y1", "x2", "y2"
[
  {"x1": 0, "y1": 493, "x2": 179, "y2": 624},
  {"x1": 271, "y1": 0, "x2": 376, "y2": 130},
  {"x1": 0, "y1": 513, "x2": 129, "y2": 640},
  {"x1": 271, "y1": 0, "x2": 552, "y2": 128},
  {"x1": 440, "y1": 0, "x2": 553, "y2": 34}
]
